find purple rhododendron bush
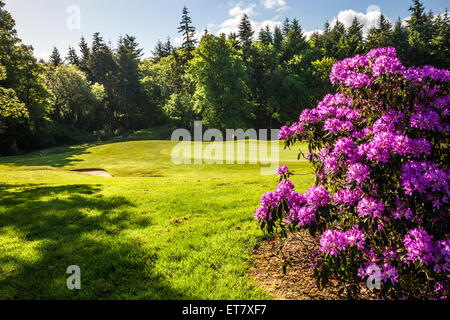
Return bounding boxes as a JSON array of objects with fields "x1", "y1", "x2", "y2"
[{"x1": 255, "y1": 48, "x2": 450, "y2": 300}]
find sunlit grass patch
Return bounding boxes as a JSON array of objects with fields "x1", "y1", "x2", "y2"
[{"x1": 0, "y1": 133, "x2": 313, "y2": 299}]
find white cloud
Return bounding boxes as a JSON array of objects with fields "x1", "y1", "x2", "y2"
[
  {"x1": 229, "y1": 4, "x2": 257, "y2": 17},
  {"x1": 304, "y1": 29, "x2": 323, "y2": 39},
  {"x1": 401, "y1": 16, "x2": 410, "y2": 28},
  {"x1": 261, "y1": 0, "x2": 289, "y2": 12},
  {"x1": 254, "y1": 17, "x2": 283, "y2": 32},
  {"x1": 216, "y1": 5, "x2": 283, "y2": 36},
  {"x1": 37, "y1": 51, "x2": 51, "y2": 61},
  {"x1": 276, "y1": 6, "x2": 290, "y2": 12},
  {"x1": 331, "y1": 8, "x2": 383, "y2": 36},
  {"x1": 304, "y1": 6, "x2": 386, "y2": 39},
  {"x1": 262, "y1": 0, "x2": 287, "y2": 9},
  {"x1": 367, "y1": 5, "x2": 381, "y2": 14},
  {"x1": 217, "y1": 15, "x2": 243, "y2": 35}
]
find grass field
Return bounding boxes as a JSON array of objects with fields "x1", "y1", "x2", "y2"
[{"x1": 0, "y1": 129, "x2": 313, "y2": 299}]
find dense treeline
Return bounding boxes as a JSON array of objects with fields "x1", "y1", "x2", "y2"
[{"x1": 0, "y1": 0, "x2": 449, "y2": 155}]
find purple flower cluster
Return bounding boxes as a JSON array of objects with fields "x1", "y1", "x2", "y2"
[
  {"x1": 372, "y1": 55, "x2": 405, "y2": 78},
  {"x1": 373, "y1": 110, "x2": 404, "y2": 134},
  {"x1": 400, "y1": 161, "x2": 449, "y2": 196},
  {"x1": 320, "y1": 228, "x2": 366, "y2": 257},
  {"x1": 278, "y1": 122, "x2": 304, "y2": 140},
  {"x1": 434, "y1": 279, "x2": 450, "y2": 300},
  {"x1": 380, "y1": 263, "x2": 399, "y2": 284},
  {"x1": 346, "y1": 163, "x2": 370, "y2": 185},
  {"x1": 305, "y1": 185, "x2": 330, "y2": 208},
  {"x1": 392, "y1": 199, "x2": 414, "y2": 221},
  {"x1": 403, "y1": 65, "x2": 450, "y2": 83},
  {"x1": 357, "y1": 132, "x2": 432, "y2": 163},
  {"x1": 255, "y1": 180, "x2": 331, "y2": 227},
  {"x1": 330, "y1": 47, "x2": 404, "y2": 88},
  {"x1": 358, "y1": 262, "x2": 399, "y2": 284},
  {"x1": 333, "y1": 187, "x2": 363, "y2": 206},
  {"x1": 357, "y1": 196, "x2": 385, "y2": 219},
  {"x1": 334, "y1": 137, "x2": 355, "y2": 156},
  {"x1": 258, "y1": 47, "x2": 449, "y2": 296},
  {"x1": 404, "y1": 229, "x2": 435, "y2": 265},
  {"x1": 410, "y1": 110, "x2": 443, "y2": 132},
  {"x1": 276, "y1": 165, "x2": 290, "y2": 177},
  {"x1": 290, "y1": 206, "x2": 316, "y2": 227},
  {"x1": 255, "y1": 180, "x2": 307, "y2": 222},
  {"x1": 434, "y1": 240, "x2": 450, "y2": 273},
  {"x1": 402, "y1": 229, "x2": 450, "y2": 273}
]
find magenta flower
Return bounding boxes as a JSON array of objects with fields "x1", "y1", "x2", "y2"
[
  {"x1": 381, "y1": 263, "x2": 399, "y2": 284},
  {"x1": 276, "y1": 165, "x2": 290, "y2": 177},
  {"x1": 320, "y1": 228, "x2": 366, "y2": 257},
  {"x1": 256, "y1": 47, "x2": 450, "y2": 296},
  {"x1": 346, "y1": 163, "x2": 370, "y2": 185},
  {"x1": 278, "y1": 126, "x2": 292, "y2": 140},
  {"x1": 305, "y1": 185, "x2": 330, "y2": 208},
  {"x1": 404, "y1": 229, "x2": 435, "y2": 265},
  {"x1": 357, "y1": 197, "x2": 385, "y2": 219}
]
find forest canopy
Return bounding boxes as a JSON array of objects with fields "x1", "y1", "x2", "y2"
[{"x1": 0, "y1": 0, "x2": 449, "y2": 155}]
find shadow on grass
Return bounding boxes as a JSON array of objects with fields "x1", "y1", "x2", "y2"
[
  {"x1": 0, "y1": 126, "x2": 176, "y2": 169},
  {"x1": 0, "y1": 145, "x2": 91, "y2": 168},
  {"x1": 0, "y1": 183, "x2": 188, "y2": 299},
  {"x1": 109, "y1": 126, "x2": 176, "y2": 143}
]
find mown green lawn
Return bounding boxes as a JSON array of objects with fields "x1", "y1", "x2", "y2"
[{"x1": 0, "y1": 130, "x2": 313, "y2": 299}]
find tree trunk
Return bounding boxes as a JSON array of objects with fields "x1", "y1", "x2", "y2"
[{"x1": 10, "y1": 139, "x2": 18, "y2": 154}]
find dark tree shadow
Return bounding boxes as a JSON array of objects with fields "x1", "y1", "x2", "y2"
[
  {"x1": 0, "y1": 126, "x2": 176, "y2": 169},
  {"x1": 0, "y1": 183, "x2": 188, "y2": 299},
  {"x1": 0, "y1": 145, "x2": 91, "y2": 168}
]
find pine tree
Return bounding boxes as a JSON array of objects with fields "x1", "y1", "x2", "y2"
[
  {"x1": 152, "y1": 40, "x2": 165, "y2": 61},
  {"x1": 89, "y1": 33, "x2": 115, "y2": 83},
  {"x1": 391, "y1": 18, "x2": 409, "y2": 63},
  {"x1": 409, "y1": 0, "x2": 427, "y2": 32},
  {"x1": 163, "y1": 36, "x2": 173, "y2": 56},
  {"x1": 49, "y1": 47, "x2": 63, "y2": 66},
  {"x1": 79, "y1": 37, "x2": 90, "y2": 76},
  {"x1": 258, "y1": 25, "x2": 273, "y2": 45},
  {"x1": 117, "y1": 35, "x2": 143, "y2": 131},
  {"x1": 365, "y1": 26, "x2": 379, "y2": 51},
  {"x1": 238, "y1": 14, "x2": 254, "y2": 48},
  {"x1": 323, "y1": 21, "x2": 331, "y2": 34},
  {"x1": 282, "y1": 18, "x2": 291, "y2": 36},
  {"x1": 177, "y1": 6, "x2": 197, "y2": 60},
  {"x1": 429, "y1": 9, "x2": 450, "y2": 68},
  {"x1": 408, "y1": 0, "x2": 434, "y2": 65},
  {"x1": 365, "y1": 14, "x2": 392, "y2": 51},
  {"x1": 273, "y1": 25, "x2": 283, "y2": 51},
  {"x1": 308, "y1": 31, "x2": 321, "y2": 48},
  {"x1": 228, "y1": 32, "x2": 238, "y2": 42},
  {"x1": 280, "y1": 18, "x2": 307, "y2": 62},
  {"x1": 238, "y1": 14, "x2": 254, "y2": 63},
  {"x1": 66, "y1": 46, "x2": 80, "y2": 66},
  {"x1": 345, "y1": 17, "x2": 363, "y2": 56},
  {"x1": 378, "y1": 14, "x2": 393, "y2": 46},
  {"x1": 152, "y1": 36, "x2": 172, "y2": 61},
  {"x1": 87, "y1": 32, "x2": 118, "y2": 128},
  {"x1": 320, "y1": 20, "x2": 341, "y2": 58}
]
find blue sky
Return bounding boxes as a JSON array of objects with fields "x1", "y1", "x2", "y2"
[{"x1": 5, "y1": 0, "x2": 449, "y2": 60}]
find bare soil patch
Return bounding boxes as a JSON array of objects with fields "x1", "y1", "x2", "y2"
[{"x1": 249, "y1": 230, "x2": 379, "y2": 300}]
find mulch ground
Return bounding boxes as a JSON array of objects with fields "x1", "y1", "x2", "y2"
[{"x1": 249, "y1": 230, "x2": 379, "y2": 300}]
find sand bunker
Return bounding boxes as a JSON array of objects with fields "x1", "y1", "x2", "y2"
[{"x1": 72, "y1": 169, "x2": 113, "y2": 177}]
